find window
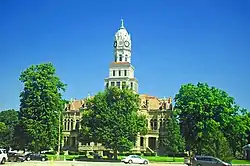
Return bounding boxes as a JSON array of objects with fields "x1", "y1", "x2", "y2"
[
  {"x1": 124, "y1": 70, "x2": 127, "y2": 76},
  {"x1": 125, "y1": 55, "x2": 128, "y2": 61},
  {"x1": 111, "y1": 82, "x2": 115, "y2": 86},
  {"x1": 119, "y1": 70, "x2": 121, "y2": 76},
  {"x1": 117, "y1": 81, "x2": 120, "y2": 88},
  {"x1": 140, "y1": 137, "x2": 144, "y2": 146},
  {"x1": 122, "y1": 82, "x2": 126, "y2": 88},
  {"x1": 119, "y1": 55, "x2": 122, "y2": 61},
  {"x1": 130, "y1": 82, "x2": 133, "y2": 89},
  {"x1": 64, "y1": 120, "x2": 67, "y2": 131},
  {"x1": 106, "y1": 83, "x2": 109, "y2": 88},
  {"x1": 153, "y1": 119, "x2": 158, "y2": 130},
  {"x1": 76, "y1": 120, "x2": 80, "y2": 130},
  {"x1": 71, "y1": 119, "x2": 74, "y2": 130},
  {"x1": 113, "y1": 70, "x2": 115, "y2": 76}
]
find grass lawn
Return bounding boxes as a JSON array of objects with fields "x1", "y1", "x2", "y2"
[
  {"x1": 231, "y1": 159, "x2": 250, "y2": 164},
  {"x1": 46, "y1": 154, "x2": 250, "y2": 164}
]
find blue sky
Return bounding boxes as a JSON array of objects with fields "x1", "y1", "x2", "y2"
[{"x1": 0, "y1": 0, "x2": 249, "y2": 111}]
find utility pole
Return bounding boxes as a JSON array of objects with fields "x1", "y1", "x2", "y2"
[{"x1": 57, "y1": 110, "x2": 61, "y2": 160}]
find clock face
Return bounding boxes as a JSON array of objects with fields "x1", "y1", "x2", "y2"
[
  {"x1": 113, "y1": 41, "x2": 117, "y2": 48},
  {"x1": 124, "y1": 41, "x2": 130, "y2": 47}
]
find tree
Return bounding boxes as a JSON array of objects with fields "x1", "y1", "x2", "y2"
[
  {"x1": 80, "y1": 87, "x2": 147, "y2": 159},
  {"x1": 158, "y1": 111, "x2": 185, "y2": 161},
  {"x1": 0, "y1": 122, "x2": 9, "y2": 148},
  {"x1": 19, "y1": 63, "x2": 66, "y2": 152},
  {"x1": 0, "y1": 109, "x2": 19, "y2": 149},
  {"x1": 174, "y1": 82, "x2": 248, "y2": 158}
]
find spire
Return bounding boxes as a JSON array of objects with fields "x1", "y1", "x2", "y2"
[{"x1": 120, "y1": 19, "x2": 124, "y2": 29}]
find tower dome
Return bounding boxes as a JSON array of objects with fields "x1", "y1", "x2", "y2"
[{"x1": 113, "y1": 19, "x2": 131, "y2": 49}]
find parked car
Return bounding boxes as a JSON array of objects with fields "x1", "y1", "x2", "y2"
[
  {"x1": 188, "y1": 155, "x2": 231, "y2": 166},
  {"x1": 25, "y1": 153, "x2": 48, "y2": 161},
  {"x1": 0, "y1": 149, "x2": 8, "y2": 164},
  {"x1": 7, "y1": 152, "x2": 25, "y2": 162},
  {"x1": 121, "y1": 155, "x2": 149, "y2": 164}
]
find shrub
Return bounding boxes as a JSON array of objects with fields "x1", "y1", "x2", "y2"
[
  {"x1": 68, "y1": 151, "x2": 79, "y2": 155},
  {"x1": 143, "y1": 152, "x2": 156, "y2": 156},
  {"x1": 45, "y1": 151, "x2": 56, "y2": 155},
  {"x1": 79, "y1": 151, "x2": 87, "y2": 156}
]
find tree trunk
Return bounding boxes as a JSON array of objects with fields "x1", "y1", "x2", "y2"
[
  {"x1": 114, "y1": 150, "x2": 118, "y2": 160},
  {"x1": 173, "y1": 153, "x2": 175, "y2": 162}
]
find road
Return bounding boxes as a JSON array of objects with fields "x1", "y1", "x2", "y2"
[{"x1": 4, "y1": 161, "x2": 186, "y2": 166}]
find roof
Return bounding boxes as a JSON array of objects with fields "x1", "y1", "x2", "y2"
[{"x1": 66, "y1": 94, "x2": 172, "y2": 112}]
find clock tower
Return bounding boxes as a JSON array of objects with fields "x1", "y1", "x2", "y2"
[{"x1": 104, "y1": 19, "x2": 139, "y2": 93}]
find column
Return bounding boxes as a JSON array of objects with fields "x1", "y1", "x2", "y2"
[
  {"x1": 144, "y1": 136, "x2": 148, "y2": 148},
  {"x1": 66, "y1": 119, "x2": 68, "y2": 131},
  {"x1": 155, "y1": 137, "x2": 158, "y2": 149},
  {"x1": 69, "y1": 119, "x2": 72, "y2": 131},
  {"x1": 136, "y1": 134, "x2": 140, "y2": 148},
  {"x1": 65, "y1": 137, "x2": 68, "y2": 146},
  {"x1": 157, "y1": 117, "x2": 160, "y2": 130},
  {"x1": 73, "y1": 113, "x2": 76, "y2": 130},
  {"x1": 62, "y1": 137, "x2": 65, "y2": 147}
]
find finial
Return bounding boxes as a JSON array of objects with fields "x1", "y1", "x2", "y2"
[{"x1": 121, "y1": 19, "x2": 124, "y2": 28}]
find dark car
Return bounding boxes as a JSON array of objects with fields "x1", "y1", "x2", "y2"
[
  {"x1": 7, "y1": 152, "x2": 25, "y2": 162},
  {"x1": 190, "y1": 156, "x2": 231, "y2": 166},
  {"x1": 25, "y1": 153, "x2": 48, "y2": 161}
]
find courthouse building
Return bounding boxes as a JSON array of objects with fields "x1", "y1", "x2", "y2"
[{"x1": 62, "y1": 20, "x2": 173, "y2": 154}]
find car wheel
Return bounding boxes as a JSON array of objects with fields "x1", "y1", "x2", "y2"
[
  {"x1": 128, "y1": 160, "x2": 133, "y2": 164},
  {"x1": 143, "y1": 160, "x2": 148, "y2": 164},
  {"x1": 197, "y1": 164, "x2": 202, "y2": 166},
  {"x1": 1, "y1": 158, "x2": 6, "y2": 164},
  {"x1": 41, "y1": 158, "x2": 45, "y2": 161},
  {"x1": 26, "y1": 157, "x2": 31, "y2": 161}
]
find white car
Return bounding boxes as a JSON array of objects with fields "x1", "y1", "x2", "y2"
[
  {"x1": 0, "y1": 149, "x2": 8, "y2": 164},
  {"x1": 121, "y1": 155, "x2": 149, "y2": 164}
]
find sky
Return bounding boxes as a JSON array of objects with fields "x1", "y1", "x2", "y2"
[{"x1": 0, "y1": 0, "x2": 249, "y2": 111}]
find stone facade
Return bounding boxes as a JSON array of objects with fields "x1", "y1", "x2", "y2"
[
  {"x1": 61, "y1": 20, "x2": 173, "y2": 154},
  {"x1": 62, "y1": 95, "x2": 172, "y2": 153}
]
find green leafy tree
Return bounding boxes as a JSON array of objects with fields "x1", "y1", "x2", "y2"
[
  {"x1": 201, "y1": 120, "x2": 233, "y2": 161},
  {"x1": 174, "y1": 82, "x2": 248, "y2": 158},
  {"x1": 0, "y1": 109, "x2": 19, "y2": 149},
  {"x1": 0, "y1": 122, "x2": 9, "y2": 148},
  {"x1": 19, "y1": 63, "x2": 66, "y2": 152},
  {"x1": 158, "y1": 111, "x2": 185, "y2": 161},
  {"x1": 80, "y1": 87, "x2": 147, "y2": 159}
]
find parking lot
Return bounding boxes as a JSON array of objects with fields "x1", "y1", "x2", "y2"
[{"x1": 4, "y1": 161, "x2": 186, "y2": 166}]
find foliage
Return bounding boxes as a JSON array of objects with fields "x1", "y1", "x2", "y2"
[
  {"x1": 0, "y1": 122, "x2": 9, "y2": 148},
  {"x1": 174, "y1": 82, "x2": 249, "y2": 159},
  {"x1": 158, "y1": 111, "x2": 185, "y2": 160},
  {"x1": 0, "y1": 109, "x2": 19, "y2": 148},
  {"x1": 80, "y1": 86, "x2": 147, "y2": 159},
  {"x1": 19, "y1": 63, "x2": 66, "y2": 152}
]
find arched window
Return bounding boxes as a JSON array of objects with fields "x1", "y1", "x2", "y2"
[
  {"x1": 67, "y1": 119, "x2": 70, "y2": 131},
  {"x1": 150, "y1": 119, "x2": 154, "y2": 130},
  {"x1": 153, "y1": 119, "x2": 158, "y2": 130},
  {"x1": 71, "y1": 119, "x2": 74, "y2": 131},
  {"x1": 125, "y1": 55, "x2": 128, "y2": 61},
  {"x1": 64, "y1": 120, "x2": 67, "y2": 131},
  {"x1": 76, "y1": 120, "x2": 80, "y2": 130},
  {"x1": 119, "y1": 55, "x2": 122, "y2": 61}
]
